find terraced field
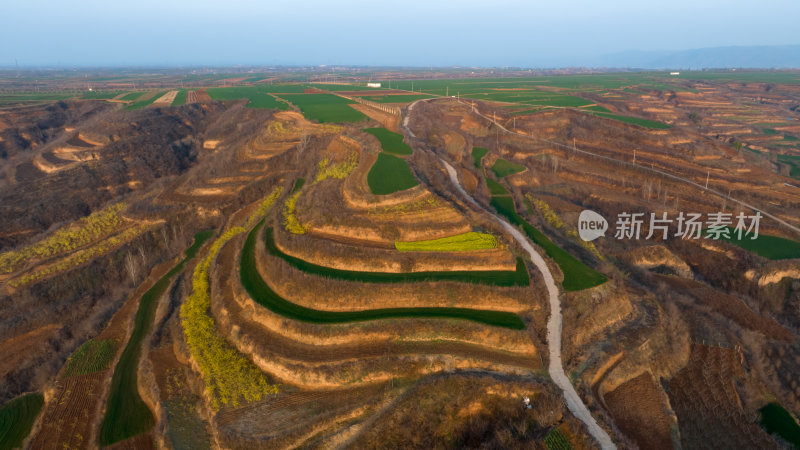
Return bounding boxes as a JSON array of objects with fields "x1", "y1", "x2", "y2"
[
  {"x1": 0, "y1": 393, "x2": 44, "y2": 450},
  {"x1": 276, "y1": 93, "x2": 367, "y2": 123},
  {"x1": 99, "y1": 230, "x2": 213, "y2": 445}
]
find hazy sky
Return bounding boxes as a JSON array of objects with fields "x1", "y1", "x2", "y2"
[{"x1": 3, "y1": 0, "x2": 799, "y2": 67}]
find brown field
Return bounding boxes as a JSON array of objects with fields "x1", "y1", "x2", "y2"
[
  {"x1": 668, "y1": 344, "x2": 778, "y2": 449},
  {"x1": 603, "y1": 372, "x2": 673, "y2": 450}
]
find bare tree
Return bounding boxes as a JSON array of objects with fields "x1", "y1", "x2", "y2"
[{"x1": 125, "y1": 251, "x2": 139, "y2": 284}]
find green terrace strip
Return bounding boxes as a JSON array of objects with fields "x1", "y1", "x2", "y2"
[
  {"x1": 367, "y1": 153, "x2": 420, "y2": 195},
  {"x1": 275, "y1": 93, "x2": 367, "y2": 123},
  {"x1": 99, "y1": 230, "x2": 213, "y2": 446},
  {"x1": 777, "y1": 154, "x2": 800, "y2": 180},
  {"x1": 63, "y1": 339, "x2": 116, "y2": 377},
  {"x1": 759, "y1": 403, "x2": 800, "y2": 448},
  {"x1": 171, "y1": 90, "x2": 187, "y2": 106},
  {"x1": 722, "y1": 228, "x2": 800, "y2": 260},
  {"x1": 490, "y1": 158, "x2": 526, "y2": 178},
  {"x1": 472, "y1": 147, "x2": 488, "y2": 168},
  {"x1": 125, "y1": 91, "x2": 167, "y2": 110},
  {"x1": 489, "y1": 193, "x2": 607, "y2": 291},
  {"x1": 265, "y1": 227, "x2": 528, "y2": 287},
  {"x1": 486, "y1": 178, "x2": 510, "y2": 196},
  {"x1": 243, "y1": 224, "x2": 525, "y2": 329},
  {"x1": 0, "y1": 393, "x2": 44, "y2": 450},
  {"x1": 291, "y1": 177, "x2": 306, "y2": 194},
  {"x1": 206, "y1": 86, "x2": 288, "y2": 109},
  {"x1": 120, "y1": 92, "x2": 144, "y2": 101},
  {"x1": 395, "y1": 232, "x2": 497, "y2": 252},
  {"x1": 363, "y1": 127, "x2": 413, "y2": 155},
  {"x1": 592, "y1": 112, "x2": 670, "y2": 129}
]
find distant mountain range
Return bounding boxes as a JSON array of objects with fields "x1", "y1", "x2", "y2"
[{"x1": 595, "y1": 45, "x2": 800, "y2": 69}]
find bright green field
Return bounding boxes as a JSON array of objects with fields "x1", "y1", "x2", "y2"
[
  {"x1": 0, "y1": 92, "x2": 75, "y2": 105},
  {"x1": 264, "y1": 227, "x2": 529, "y2": 287},
  {"x1": 367, "y1": 153, "x2": 419, "y2": 195},
  {"x1": 722, "y1": 228, "x2": 800, "y2": 260},
  {"x1": 778, "y1": 154, "x2": 800, "y2": 180},
  {"x1": 63, "y1": 339, "x2": 116, "y2": 377},
  {"x1": 171, "y1": 90, "x2": 187, "y2": 106},
  {"x1": 125, "y1": 91, "x2": 167, "y2": 110},
  {"x1": 490, "y1": 158, "x2": 526, "y2": 178},
  {"x1": 240, "y1": 224, "x2": 526, "y2": 329},
  {"x1": 276, "y1": 93, "x2": 367, "y2": 123},
  {"x1": 472, "y1": 147, "x2": 488, "y2": 168},
  {"x1": 395, "y1": 232, "x2": 497, "y2": 252},
  {"x1": 0, "y1": 393, "x2": 44, "y2": 450},
  {"x1": 99, "y1": 230, "x2": 213, "y2": 446},
  {"x1": 490, "y1": 194, "x2": 607, "y2": 291},
  {"x1": 760, "y1": 403, "x2": 800, "y2": 448},
  {"x1": 592, "y1": 112, "x2": 671, "y2": 129},
  {"x1": 207, "y1": 86, "x2": 288, "y2": 109},
  {"x1": 363, "y1": 127, "x2": 413, "y2": 155},
  {"x1": 120, "y1": 92, "x2": 144, "y2": 101},
  {"x1": 486, "y1": 178, "x2": 510, "y2": 196}
]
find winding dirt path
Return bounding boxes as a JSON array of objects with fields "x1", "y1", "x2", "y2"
[{"x1": 439, "y1": 160, "x2": 616, "y2": 450}]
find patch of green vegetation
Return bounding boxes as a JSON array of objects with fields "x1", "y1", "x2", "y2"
[
  {"x1": 471, "y1": 147, "x2": 488, "y2": 168},
  {"x1": 0, "y1": 92, "x2": 76, "y2": 104},
  {"x1": 276, "y1": 93, "x2": 367, "y2": 123},
  {"x1": 763, "y1": 128, "x2": 779, "y2": 135},
  {"x1": 63, "y1": 339, "x2": 116, "y2": 377},
  {"x1": 760, "y1": 403, "x2": 800, "y2": 448},
  {"x1": 784, "y1": 134, "x2": 798, "y2": 142},
  {"x1": 486, "y1": 178, "x2": 510, "y2": 196},
  {"x1": 120, "y1": 92, "x2": 144, "y2": 101},
  {"x1": 593, "y1": 112, "x2": 671, "y2": 129},
  {"x1": 489, "y1": 194, "x2": 607, "y2": 291},
  {"x1": 722, "y1": 228, "x2": 800, "y2": 260},
  {"x1": 395, "y1": 232, "x2": 497, "y2": 252},
  {"x1": 778, "y1": 154, "x2": 800, "y2": 180},
  {"x1": 544, "y1": 427, "x2": 573, "y2": 450},
  {"x1": 581, "y1": 104, "x2": 611, "y2": 113},
  {"x1": 367, "y1": 153, "x2": 419, "y2": 195},
  {"x1": 207, "y1": 86, "x2": 287, "y2": 109},
  {"x1": 99, "y1": 230, "x2": 213, "y2": 446},
  {"x1": 0, "y1": 393, "x2": 44, "y2": 450},
  {"x1": 264, "y1": 227, "x2": 529, "y2": 287},
  {"x1": 125, "y1": 91, "x2": 167, "y2": 110},
  {"x1": 171, "y1": 90, "x2": 187, "y2": 106},
  {"x1": 291, "y1": 177, "x2": 305, "y2": 194},
  {"x1": 242, "y1": 225, "x2": 526, "y2": 329},
  {"x1": 490, "y1": 158, "x2": 526, "y2": 178},
  {"x1": 363, "y1": 127, "x2": 412, "y2": 155}
]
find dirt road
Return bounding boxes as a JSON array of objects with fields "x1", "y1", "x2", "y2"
[{"x1": 439, "y1": 159, "x2": 616, "y2": 450}]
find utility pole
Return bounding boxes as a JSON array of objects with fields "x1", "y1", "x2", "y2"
[
  {"x1": 633, "y1": 148, "x2": 636, "y2": 165},
  {"x1": 446, "y1": 86, "x2": 448, "y2": 96},
  {"x1": 705, "y1": 171, "x2": 710, "y2": 190}
]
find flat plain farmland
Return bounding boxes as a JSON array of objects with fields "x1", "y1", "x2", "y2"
[
  {"x1": 275, "y1": 93, "x2": 368, "y2": 123},
  {"x1": 207, "y1": 86, "x2": 289, "y2": 109}
]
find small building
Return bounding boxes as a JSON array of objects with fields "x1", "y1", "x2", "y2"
[
  {"x1": 367, "y1": 82, "x2": 381, "y2": 88},
  {"x1": 670, "y1": 72, "x2": 680, "y2": 76}
]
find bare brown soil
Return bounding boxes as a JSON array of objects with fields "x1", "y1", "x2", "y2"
[
  {"x1": 0, "y1": 324, "x2": 61, "y2": 379},
  {"x1": 668, "y1": 344, "x2": 778, "y2": 449},
  {"x1": 603, "y1": 372, "x2": 673, "y2": 450}
]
